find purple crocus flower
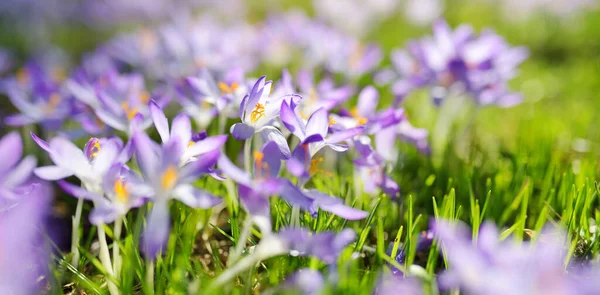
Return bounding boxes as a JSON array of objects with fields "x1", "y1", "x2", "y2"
[
  {"x1": 0, "y1": 132, "x2": 37, "y2": 201},
  {"x1": 57, "y1": 163, "x2": 150, "y2": 225},
  {"x1": 132, "y1": 131, "x2": 222, "y2": 257},
  {"x1": 149, "y1": 100, "x2": 228, "y2": 166},
  {"x1": 294, "y1": 69, "x2": 355, "y2": 120},
  {"x1": 180, "y1": 67, "x2": 248, "y2": 128},
  {"x1": 281, "y1": 100, "x2": 365, "y2": 158},
  {"x1": 353, "y1": 136, "x2": 400, "y2": 199},
  {"x1": 0, "y1": 183, "x2": 52, "y2": 294},
  {"x1": 2, "y1": 62, "x2": 72, "y2": 130},
  {"x1": 387, "y1": 20, "x2": 528, "y2": 107},
  {"x1": 432, "y1": 219, "x2": 600, "y2": 295},
  {"x1": 229, "y1": 75, "x2": 299, "y2": 157},
  {"x1": 32, "y1": 134, "x2": 124, "y2": 192},
  {"x1": 72, "y1": 71, "x2": 168, "y2": 135},
  {"x1": 217, "y1": 143, "x2": 314, "y2": 232}
]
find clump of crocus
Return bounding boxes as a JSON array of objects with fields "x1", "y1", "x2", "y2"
[{"x1": 383, "y1": 20, "x2": 528, "y2": 107}]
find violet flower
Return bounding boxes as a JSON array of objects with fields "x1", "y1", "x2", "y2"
[
  {"x1": 295, "y1": 69, "x2": 355, "y2": 120},
  {"x1": 353, "y1": 136, "x2": 400, "y2": 199},
  {"x1": 180, "y1": 67, "x2": 248, "y2": 128},
  {"x1": 57, "y1": 163, "x2": 150, "y2": 225},
  {"x1": 387, "y1": 20, "x2": 528, "y2": 107},
  {"x1": 281, "y1": 100, "x2": 364, "y2": 159},
  {"x1": 280, "y1": 268, "x2": 325, "y2": 295},
  {"x1": 217, "y1": 143, "x2": 314, "y2": 232},
  {"x1": 72, "y1": 71, "x2": 168, "y2": 135},
  {"x1": 149, "y1": 100, "x2": 228, "y2": 166},
  {"x1": 432, "y1": 219, "x2": 600, "y2": 295},
  {"x1": 229, "y1": 76, "x2": 299, "y2": 157},
  {"x1": 32, "y1": 135, "x2": 123, "y2": 192},
  {"x1": 2, "y1": 62, "x2": 72, "y2": 130},
  {"x1": 132, "y1": 131, "x2": 222, "y2": 257}
]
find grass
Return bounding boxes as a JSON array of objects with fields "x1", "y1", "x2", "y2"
[{"x1": 3, "y1": 1, "x2": 600, "y2": 294}]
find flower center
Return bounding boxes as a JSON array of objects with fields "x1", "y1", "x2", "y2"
[
  {"x1": 309, "y1": 157, "x2": 331, "y2": 176},
  {"x1": 161, "y1": 165, "x2": 178, "y2": 190},
  {"x1": 218, "y1": 82, "x2": 239, "y2": 95},
  {"x1": 114, "y1": 178, "x2": 129, "y2": 203},
  {"x1": 121, "y1": 102, "x2": 139, "y2": 121},
  {"x1": 254, "y1": 151, "x2": 270, "y2": 179},
  {"x1": 250, "y1": 103, "x2": 266, "y2": 123},
  {"x1": 138, "y1": 91, "x2": 150, "y2": 104},
  {"x1": 45, "y1": 93, "x2": 62, "y2": 112},
  {"x1": 350, "y1": 108, "x2": 368, "y2": 125},
  {"x1": 328, "y1": 116, "x2": 336, "y2": 126},
  {"x1": 16, "y1": 68, "x2": 29, "y2": 85}
]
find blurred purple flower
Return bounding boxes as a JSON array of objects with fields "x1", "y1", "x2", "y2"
[
  {"x1": 2, "y1": 62, "x2": 72, "y2": 130},
  {"x1": 353, "y1": 136, "x2": 400, "y2": 199},
  {"x1": 433, "y1": 219, "x2": 600, "y2": 295},
  {"x1": 180, "y1": 68, "x2": 248, "y2": 128},
  {"x1": 0, "y1": 183, "x2": 52, "y2": 294},
  {"x1": 373, "y1": 273, "x2": 424, "y2": 295},
  {"x1": 386, "y1": 20, "x2": 528, "y2": 107}
]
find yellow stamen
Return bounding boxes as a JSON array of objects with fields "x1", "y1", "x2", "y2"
[
  {"x1": 218, "y1": 82, "x2": 239, "y2": 95},
  {"x1": 309, "y1": 157, "x2": 332, "y2": 176},
  {"x1": 188, "y1": 141, "x2": 196, "y2": 147},
  {"x1": 16, "y1": 68, "x2": 29, "y2": 85},
  {"x1": 51, "y1": 67, "x2": 67, "y2": 82},
  {"x1": 308, "y1": 88, "x2": 318, "y2": 103},
  {"x1": 253, "y1": 151, "x2": 270, "y2": 178},
  {"x1": 138, "y1": 91, "x2": 150, "y2": 104},
  {"x1": 121, "y1": 102, "x2": 139, "y2": 121},
  {"x1": 45, "y1": 93, "x2": 62, "y2": 112},
  {"x1": 328, "y1": 116, "x2": 336, "y2": 126},
  {"x1": 89, "y1": 139, "x2": 101, "y2": 160},
  {"x1": 250, "y1": 103, "x2": 266, "y2": 123},
  {"x1": 161, "y1": 166, "x2": 178, "y2": 190},
  {"x1": 114, "y1": 179, "x2": 129, "y2": 203},
  {"x1": 350, "y1": 107, "x2": 368, "y2": 125}
]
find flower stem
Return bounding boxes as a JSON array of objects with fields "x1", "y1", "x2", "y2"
[
  {"x1": 70, "y1": 196, "x2": 84, "y2": 268},
  {"x1": 145, "y1": 260, "x2": 155, "y2": 295},
  {"x1": 112, "y1": 217, "x2": 123, "y2": 279},
  {"x1": 97, "y1": 224, "x2": 119, "y2": 295},
  {"x1": 243, "y1": 138, "x2": 252, "y2": 174}
]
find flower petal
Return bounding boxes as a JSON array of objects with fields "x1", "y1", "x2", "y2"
[
  {"x1": 142, "y1": 201, "x2": 171, "y2": 257},
  {"x1": 280, "y1": 100, "x2": 305, "y2": 140},
  {"x1": 184, "y1": 135, "x2": 228, "y2": 159},
  {"x1": 58, "y1": 180, "x2": 101, "y2": 201},
  {"x1": 149, "y1": 100, "x2": 170, "y2": 143},
  {"x1": 170, "y1": 113, "x2": 192, "y2": 149},
  {"x1": 172, "y1": 184, "x2": 222, "y2": 208},
  {"x1": 277, "y1": 180, "x2": 313, "y2": 211},
  {"x1": 30, "y1": 132, "x2": 51, "y2": 153},
  {"x1": 306, "y1": 108, "x2": 328, "y2": 139},
  {"x1": 34, "y1": 166, "x2": 74, "y2": 180},
  {"x1": 230, "y1": 123, "x2": 255, "y2": 140},
  {"x1": 259, "y1": 126, "x2": 291, "y2": 159},
  {"x1": 356, "y1": 86, "x2": 379, "y2": 117},
  {"x1": 326, "y1": 126, "x2": 364, "y2": 144},
  {"x1": 0, "y1": 131, "x2": 22, "y2": 176},
  {"x1": 217, "y1": 155, "x2": 252, "y2": 187},
  {"x1": 3, "y1": 155, "x2": 37, "y2": 188},
  {"x1": 133, "y1": 131, "x2": 159, "y2": 179},
  {"x1": 179, "y1": 149, "x2": 220, "y2": 182},
  {"x1": 306, "y1": 190, "x2": 368, "y2": 220}
]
